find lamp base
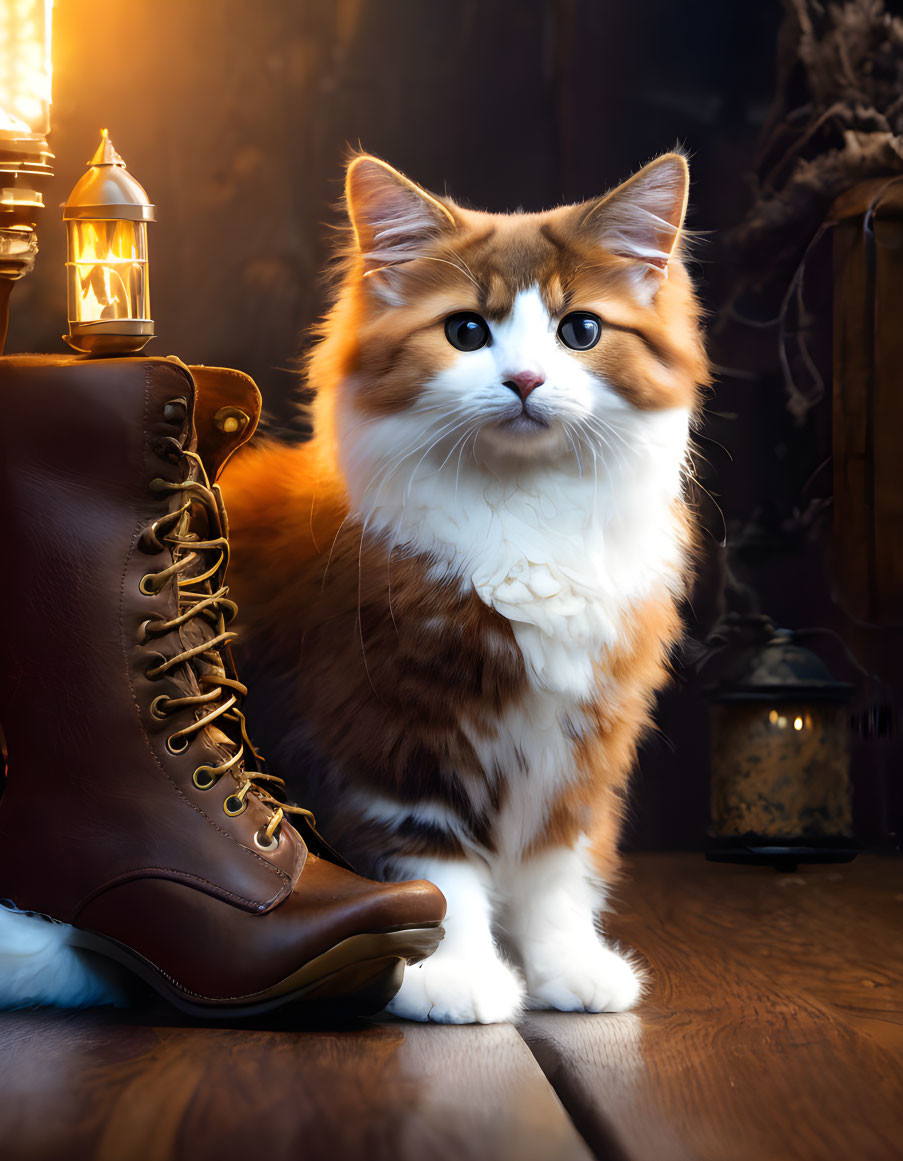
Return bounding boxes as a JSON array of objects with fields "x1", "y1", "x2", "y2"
[
  {"x1": 64, "y1": 319, "x2": 154, "y2": 356},
  {"x1": 706, "y1": 834, "x2": 860, "y2": 872}
]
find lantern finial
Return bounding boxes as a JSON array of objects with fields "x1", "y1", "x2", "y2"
[{"x1": 88, "y1": 129, "x2": 125, "y2": 169}]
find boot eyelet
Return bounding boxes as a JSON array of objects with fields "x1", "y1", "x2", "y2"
[
  {"x1": 166, "y1": 734, "x2": 190, "y2": 755},
  {"x1": 137, "y1": 617, "x2": 163, "y2": 644},
  {"x1": 193, "y1": 768, "x2": 217, "y2": 790},
  {"x1": 138, "y1": 575, "x2": 160, "y2": 596},
  {"x1": 253, "y1": 828, "x2": 279, "y2": 852},
  {"x1": 138, "y1": 528, "x2": 165, "y2": 556},
  {"x1": 223, "y1": 794, "x2": 247, "y2": 817},
  {"x1": 150, "y1": 695, "x2": 170, "y2": 720},
  {"x1": 163, "y1": 399, "x2": 188, "y2": 425}
]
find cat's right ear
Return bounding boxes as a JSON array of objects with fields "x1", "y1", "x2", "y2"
[{"x1": 345, "y1": 155, "x2": 457, "y2": 289}]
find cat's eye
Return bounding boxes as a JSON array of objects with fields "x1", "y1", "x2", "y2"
[
  {"x1": 558, "y1": 312, "x2": 602, "y2": 351},
  {"x1": 444, "y1": 312, "x2": 490, "y2": 352}
]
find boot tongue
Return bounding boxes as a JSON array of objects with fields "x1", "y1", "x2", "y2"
[{"x1": 177, "y1": 616, "x2": 238, "y2": 753}]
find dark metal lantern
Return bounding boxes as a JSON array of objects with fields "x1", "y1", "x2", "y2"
[{"x1": 706, "y1": 629, "x2": 857, "y2": 868}]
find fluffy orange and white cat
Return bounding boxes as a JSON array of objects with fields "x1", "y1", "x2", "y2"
[{"x1": 222, "y1": 151, "x2": 708, "y2": 1023}]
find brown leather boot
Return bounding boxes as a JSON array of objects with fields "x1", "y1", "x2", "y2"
[{"x1": 0, "y1": 354, "x2": 445, "y2": 1017}]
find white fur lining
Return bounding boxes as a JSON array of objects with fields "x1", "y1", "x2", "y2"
[{"x1": 0, "y1": 903, "x2": 126, "y2": 1010}]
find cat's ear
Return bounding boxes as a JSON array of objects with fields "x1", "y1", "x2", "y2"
[
  {"x1": 578, "y1": 153, "x2": 689, "y2": 291},
  {"x1": 345, "y1": 155, "x2": 457, "y2": 283}
]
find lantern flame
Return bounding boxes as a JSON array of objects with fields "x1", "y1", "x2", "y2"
[
  {"x1": 793, "y1": 717, "x2": 804, "y2": 731},
  {"x1": 70, "y1": 220, "x2": 144, "y2": 322}
]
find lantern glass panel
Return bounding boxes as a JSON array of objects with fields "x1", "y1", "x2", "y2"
[
  {"x1": 66, "y1": 219, "x2": 149, "y2": 324},
  {"x1": 709, "y1": 700, "x2": 852, "y2": 840},
  {"x1": 0, "y1": 0, "x2": 52, "y2": 135}
]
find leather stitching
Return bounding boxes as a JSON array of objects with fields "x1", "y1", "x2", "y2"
[{"x1": 73, "y1": 866, "x2": 274, "y2": 918}]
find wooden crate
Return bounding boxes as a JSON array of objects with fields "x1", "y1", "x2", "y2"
[{"x1": 832, "y1": 179, "x2": 903, "y2": 625}]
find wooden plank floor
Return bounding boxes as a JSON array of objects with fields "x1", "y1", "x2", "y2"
[
  {"x1": 527, "y1": 854, "x2": 903, "y2": 1161},
  {"x1": 1, "y1": 854, "x2": 900, "y2": 1161}
]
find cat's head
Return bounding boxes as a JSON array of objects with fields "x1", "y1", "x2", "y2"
[{"x1": 313, "y1": 152, "x2": 707, "y2": 478}]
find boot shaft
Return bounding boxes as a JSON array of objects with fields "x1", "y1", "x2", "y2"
[
  {"x1": 0, "y1": 356, "x2": 194, "y2": 740},
  {"x1": 0, "y1": 355, "x2": 302, "y2": 921}
]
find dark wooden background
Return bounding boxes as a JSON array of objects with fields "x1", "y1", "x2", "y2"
[{"x1": 7, "y1": 0, "x2": 901, "y2": 850}]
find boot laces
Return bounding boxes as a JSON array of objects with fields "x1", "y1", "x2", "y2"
[{"x1": 139, "y1": 442, "x2": 311, "y2": 846}]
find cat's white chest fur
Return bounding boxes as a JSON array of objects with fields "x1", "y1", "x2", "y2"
[
  {"x1": 343, "y1": 401, "x2": 689, "y2": 853},
  {"x1": 348, "y1": 403, "x2": 690, "y2": 701}
]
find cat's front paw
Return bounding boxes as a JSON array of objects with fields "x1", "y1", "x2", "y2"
[
  {"x1": 525, "y1": 941, "x2": 643, "y2": 1014},
  {"x1": 388, "y1": 948, "x2": 525, "y2": 1024}
]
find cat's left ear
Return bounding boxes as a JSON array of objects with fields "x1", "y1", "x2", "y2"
[
  {"x1": 345, "y1": 154, "x2": 457, "y2": 285},
  {"x1": 578, "y1": 153, "x2": 690, "y2": 289}
]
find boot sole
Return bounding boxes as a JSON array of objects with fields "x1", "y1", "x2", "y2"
[{"x1": 68, "y1": 922, "x2": 444, "y2": 1019}]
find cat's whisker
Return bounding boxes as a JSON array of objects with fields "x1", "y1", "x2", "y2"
[
  {"x1": 355, "y1": 525, "x2": 386, "y2": 705},
  {"x1": 320, "y1": 508, "x2": 355, "y2": 590},
  {"x1": 429, "y1": 419, "x2": 480, "y2": 480},
  {"x1": 401, "y1": 423, "x2": 467, "y2": 507},
  {"x1": 446, "y1": 248, "x2": 482, "y2": 290},
  {"x1": 360, "y1": 408, "x2": 472, "y2": 533},
  {"x1": 591, "y1": 414, "x2": 634, "y2": 454},
  {"x1": 454, "y1": 430, "x2": 471, "y2": 500},
  {"x1": 562, "y1": 421, "x2": 583, "y2": 478},
  {"x1": 587, "y1": 440, "x2": 601, "y2": 521},
  {"x1": 580, "y1": 416, "x2": 632, "y2": 473},
  {"x1": 575, "y1": 417, "x2": 624, "y2": 475},
  {"x1": 454, "y1": 427, "x2": 481, "y2": 500},
  {"x1": 401, "y1": 411, "x2": 477, "y2": 507},
  {"x1": 413, "y1": 254, "x2": 482, "y2": 293}
]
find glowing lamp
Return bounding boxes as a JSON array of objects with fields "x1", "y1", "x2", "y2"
[
  {"x1": 63, "y1": 131, "x2": 155, "y2": 355},
  {"x1": 705, "y1": 628, "x2": 857, "y2": 868},
  {"x1": 0, "y1": 0, "x2": 54, "y2": 351}
]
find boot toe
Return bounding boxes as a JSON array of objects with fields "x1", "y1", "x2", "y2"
[
  {"x1": 295, "y1": 855, "x2": 446, "y2": 943},
  {"x1": 365, "y1": 877, "x2": 447, "y2": 933}
]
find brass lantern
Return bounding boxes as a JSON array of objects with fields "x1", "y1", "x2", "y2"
[
  {"x1": 706, "y1": 627, "x2": 857, "y2": 869},
  {"x1": 63, "y1": 131, "x2": 154, "y2": 355}
]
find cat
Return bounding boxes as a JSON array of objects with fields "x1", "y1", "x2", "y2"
[{"x1": 221, "y1": 150, "x2": 708, "y2": 1024}]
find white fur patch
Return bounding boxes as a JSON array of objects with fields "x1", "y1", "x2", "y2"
[
  {"x1": 502, "y1": 840, "x2": 644, "y2": 1013},
  {"x1": 0, "y1": 905, "x2": 127, "y2": 1010},
  {"x1": 357, "y1": 792, "x2": 477, "y2": 849},
  {"x1": 385, "y1": 842, "x2": 642, "y2": 1022},
  {"x1": 460, "y1": 689, "x2": 589, "y2": 857},
  {"x1": 387, "y1": 857, "x2": 525, "y2": 1024}
]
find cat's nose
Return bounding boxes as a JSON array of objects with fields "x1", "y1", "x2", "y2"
[{"x1": 502, "y1": 372, "x2": 545, "y2": 402}]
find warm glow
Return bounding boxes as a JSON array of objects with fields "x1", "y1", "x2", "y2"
[
  {"x1": 68, "y1": 219, "x2": 148, "y2": 323},
  {"x1": 767, "y1": 708, "x2": 811, "y2": 733},
  {"x1": 0, "y1": 1, "x2": 52, "y2": 136}
]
